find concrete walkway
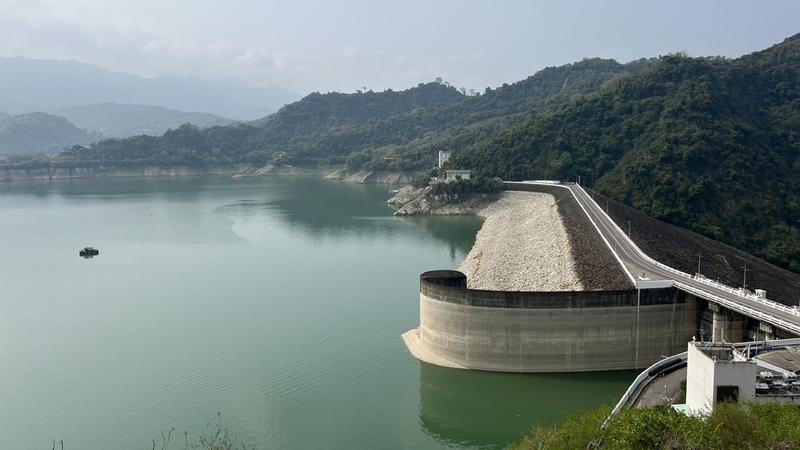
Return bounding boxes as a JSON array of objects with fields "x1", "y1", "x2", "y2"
[{"x1": 634, "y1": 367, "x2": 686, "y2": 407}]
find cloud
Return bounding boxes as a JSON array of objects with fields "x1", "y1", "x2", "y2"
[
  {"x1": 341, "y1": 44, "x2": 359, "y2": 59},
  {"x1": 0, "y1": 0, "x2": 497, "y2": 92}
]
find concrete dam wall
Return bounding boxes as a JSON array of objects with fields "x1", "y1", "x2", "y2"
[{"x1": 404, "y1": 270, "x2": 701, "y2": 372}]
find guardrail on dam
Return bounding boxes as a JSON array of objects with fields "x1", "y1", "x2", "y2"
[{"x1": 405, "y1": 270, "x2": 700, "y2": 372}]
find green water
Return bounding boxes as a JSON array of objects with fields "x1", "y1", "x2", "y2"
[{"x1": 0, "y1": 176, "x2": 634, "y2": 449}]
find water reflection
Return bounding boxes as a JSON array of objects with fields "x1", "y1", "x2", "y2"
[
  {"x1": 418, "y1": 362, "x2": 635, "y2": 449},
  {"x1": 0, "y1": 175, "x2": 219, "y2": 200},
  {"x1": 1, "y1": 175, "x2": 483, "y2": 255},
  {"x1": 217, "y1": 177, "x2": 483, "y2": 255},
  {"x1": 402, "y1": 216, "x2": 483, "y2": 260}
]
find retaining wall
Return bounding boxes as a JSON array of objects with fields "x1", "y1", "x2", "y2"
[{"x1": 413, "y1": 270, "x2": 701, "y2": 372}]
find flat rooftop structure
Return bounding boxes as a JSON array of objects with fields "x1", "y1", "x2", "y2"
[
  {"x1": 756, "y1": 346, "x2": 800, "y2": 373},
  {"x1": 696, "y1": 343, "x2": 738, "y2": 362}
]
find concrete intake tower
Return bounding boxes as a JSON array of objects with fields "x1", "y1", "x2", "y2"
[{"x1": 403, "y1": 270, "x2": 700, "y2": 372}]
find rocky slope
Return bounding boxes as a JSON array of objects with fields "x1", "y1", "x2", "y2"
[
  {"x1": 390, "y1": 184, "x2": 633, "y2": 291},
  {"x1": 387, "y1": 185, "x2": 497, "y2": 215},
  {"x1": 326, "y1": 169, "x2": 412, "y2": 184},
  {"x1": 458, "y1": 191, "x2": 584, "y2": 291},
  {"x1": 231, "y1": 163, "x2": 318, "y2": 178}
]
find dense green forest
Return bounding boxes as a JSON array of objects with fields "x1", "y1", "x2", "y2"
[
  {"x1": 5, "y1": 34, "x2": 799, "y2": 271},
  {"x1": 457, "y1": 35, "x2": 800, "y2": 271}
]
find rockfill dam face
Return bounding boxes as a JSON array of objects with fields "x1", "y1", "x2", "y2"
[{"x1": 404, "y1": 270, "x2": 701, "y2": 372}]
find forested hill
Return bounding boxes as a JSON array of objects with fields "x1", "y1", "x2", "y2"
[
  {"x1": 256, "y1": 81, "x2": 465, "y2": 130},
  {"x1": 49, "y1": 82, "x2": 465, "y2": 166},
  {"x1": 315, "y1": 58, "x2": 646, "y2": 167},
  {"x1": 0, "y1": 112, "x2": 99, "y2": 156},
  {"x1": 457, "y1": 34, "x2": 800, "y2": 271},
  {"x1": 249, "y1": 81, "x2": 466, "y2": 151},
  {"x1": 51, "y1": 58, "x2": 640, "y2": 169}
]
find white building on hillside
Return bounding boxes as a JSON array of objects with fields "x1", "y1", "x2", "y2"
[{"x1": 438, "y1": 151, "x2": 452, "y2": 168}]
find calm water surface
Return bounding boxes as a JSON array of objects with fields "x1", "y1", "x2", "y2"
[{"x1": 0, "y1": 176, "x2": 634, "y2": 449}]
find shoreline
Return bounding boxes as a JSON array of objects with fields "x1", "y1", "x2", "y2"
[
  {"x1": 388, "y1": 186, "x2": 588, "y2": 291},
  {"x1": 0, "y1": 162, "x2": 416, "y2": 184}
]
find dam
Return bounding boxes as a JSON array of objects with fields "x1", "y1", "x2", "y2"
[
  {"x1": 403, "y1": 270, "x2": 700, "y2": 372},
  {"x1": 402, "y1": 181, "x2": 800, "y2": 373}
]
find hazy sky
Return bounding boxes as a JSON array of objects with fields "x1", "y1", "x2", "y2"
[{"x1": 1, "y1": 0, "x2": 799, "y2": 94}]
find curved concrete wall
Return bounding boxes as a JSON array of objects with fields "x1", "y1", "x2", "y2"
[{"x1": 414, "y1": 270, "x2": 700, "y2": 372}]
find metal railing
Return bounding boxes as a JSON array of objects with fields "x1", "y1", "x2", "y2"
[
  {"x1": 571, "y1": 184, "x2": 800, "y2": 319},
  {"x1": 692, "y1": 274, "x2": 800, "y2": 316},
  {"x1": 676, "y1": 282, "x2": 800, "y2": 335},
  {"x1": 516, "y1": 181, "x2": 800, "y2": 328},
  {"x1": 606, "y1": 351, "x2": 688, "y2": 425},
  {"x1": 608, "y1": 338, "x2": 800, "y2": 423}
]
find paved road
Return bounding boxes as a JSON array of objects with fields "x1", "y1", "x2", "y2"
[{"x1": 516, "y1": 181, "x2": 800, "y2": 335}]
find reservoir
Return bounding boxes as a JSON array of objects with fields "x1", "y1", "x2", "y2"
[{"x1": 0, "y1": 176, "x2": 634, "y2": 449}]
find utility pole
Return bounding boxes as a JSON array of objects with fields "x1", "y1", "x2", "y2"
[
  {"x1": 742, "y1": 264, "x2": 748, "y2": 290},
  {"x1": 627, "y1": 220, "x2": 631, "y2": 236},
  {"x1": 605, "y1": 199, "x2": 609, "y2": 214},
  {"x1": 697, "y1": 251, "x2": 701, "y2": 276}
]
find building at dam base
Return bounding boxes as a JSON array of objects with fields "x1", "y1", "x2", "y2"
[{"x1": 403, "y1": 270, "x2": 702, "y2": 373}]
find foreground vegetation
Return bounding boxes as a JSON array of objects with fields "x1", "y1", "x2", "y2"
[
  {"x1": 512, "y1": 403, "x2": 800, "y2": 450},
  {"x1": 50, "y1": 414, "x2": 252, "y2": 450}
]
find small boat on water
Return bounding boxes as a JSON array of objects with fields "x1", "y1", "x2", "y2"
[{"x1": 79, "y1": 247, "x2": 100, "y2": 257}]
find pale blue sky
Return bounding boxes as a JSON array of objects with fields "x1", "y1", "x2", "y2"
[{"x1": 1, "y1": 0, "x2": 798, "y2": 94}]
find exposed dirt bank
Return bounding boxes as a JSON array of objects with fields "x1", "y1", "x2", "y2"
[
  {"x1": 0, "y1": 164, "x2": 236, "y2": 181},
  {"x1": 326, "y1": 169, "x2": 413, "y2": 184}
]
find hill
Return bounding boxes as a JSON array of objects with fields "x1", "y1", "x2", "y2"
[
  {"x1": 55, "y1": 82, "x2": 468, "y2": 166},
  {"x1": 0, "y1": 112, "x2": 98, "y2": 156},
  {"x1": 457, "y1": 34, "x2": 800, "y2": 271},
  {"x1": 56, "y1": 103, "x2": 236, "y2": 138},
  {"x1": 53, "y1": 59, "x2": 640, "y2": 170},
  {"x1": 0, "y1": 57, "x2": 298, "y2": 119},
  {"x1": 320, "y1": 58, "x2": 648, "y2": 171}
]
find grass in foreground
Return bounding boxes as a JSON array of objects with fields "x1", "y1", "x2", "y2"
[{"x1": 510, "y1": 403, "x2": 800, "y2": 450}]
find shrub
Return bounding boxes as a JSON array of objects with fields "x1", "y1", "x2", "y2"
[{"x1": 512, "y1": 402, "x2": 800, "y2": 450}]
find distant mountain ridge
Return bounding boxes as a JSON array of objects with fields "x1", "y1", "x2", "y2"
[
  {"x1": 0, "y1": 57, "x2": 298, "y2": 119},
  {"x1": 56, "y1": 103, "x2": 236, "y2": 138}
]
